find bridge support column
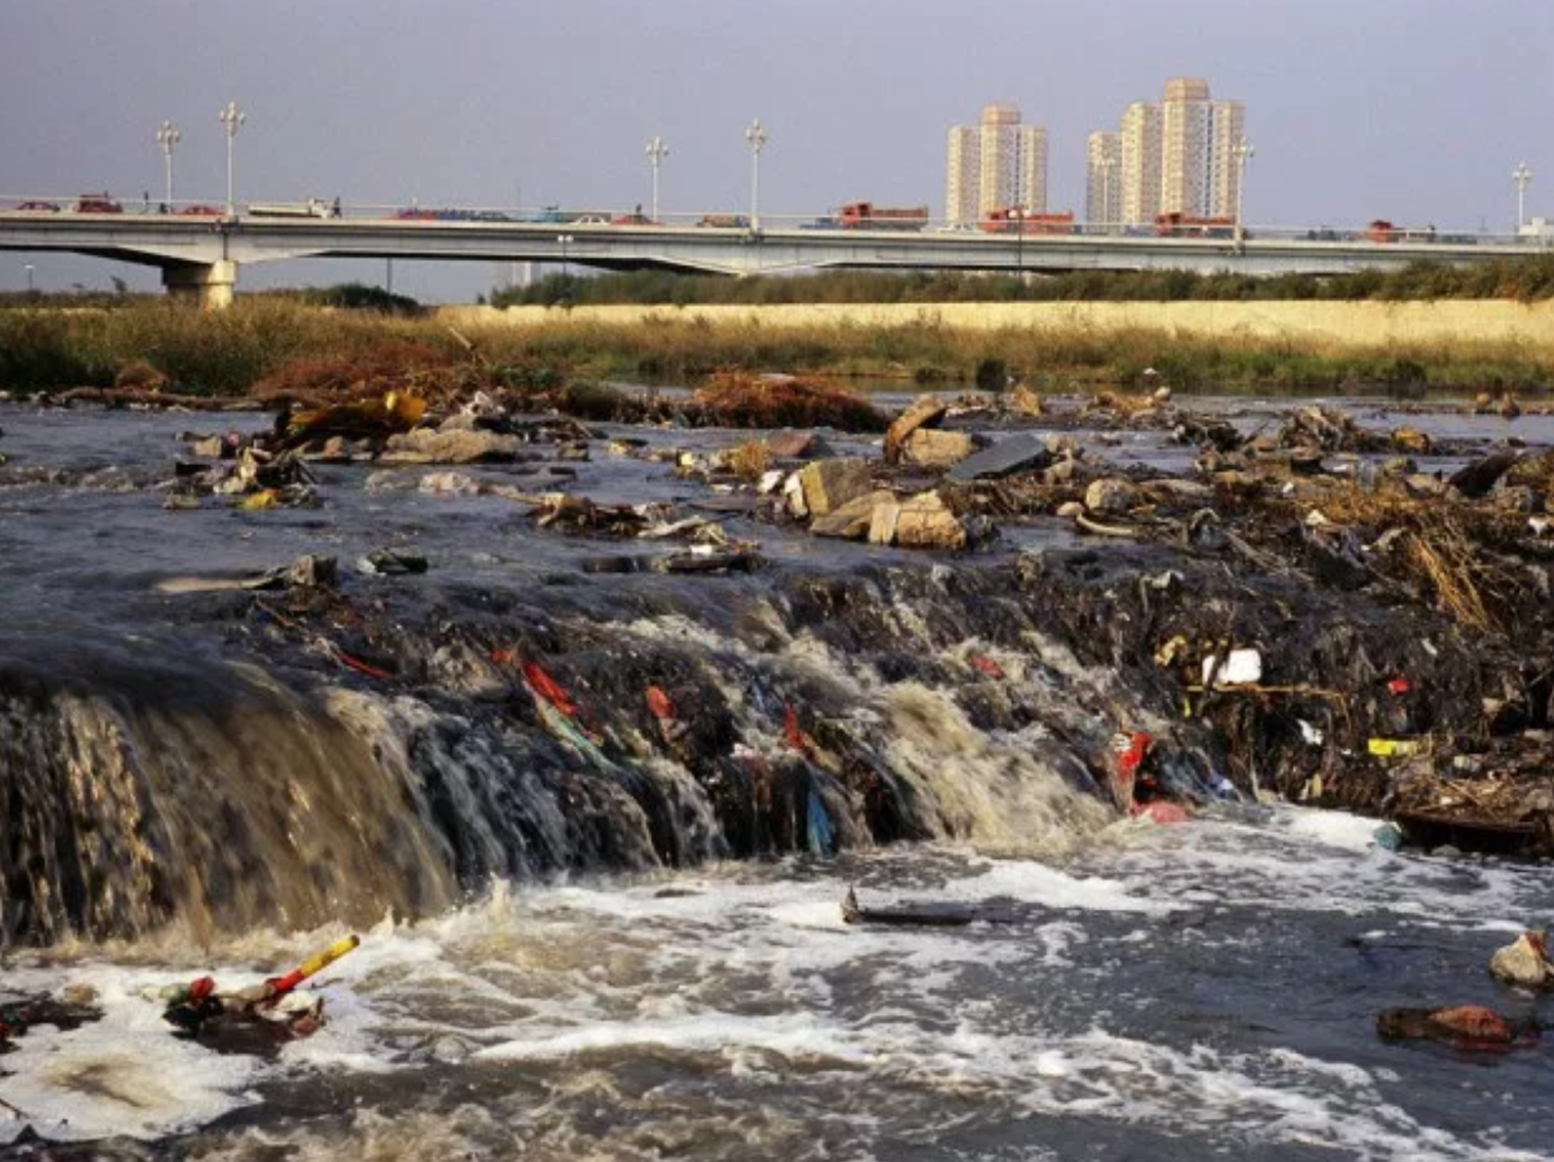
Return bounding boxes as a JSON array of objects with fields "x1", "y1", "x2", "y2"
[{"x1": 162, "y1": 260, "x2": 238, "y2": 310}]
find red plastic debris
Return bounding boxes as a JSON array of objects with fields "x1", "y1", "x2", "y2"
[
  {"x1": 784, "y1": 704, "x2": 817, "y2": 760},
  {"x1": 969, "y1": 655, "x2": 1005, "y2": 679},
  {"x1": 646, "y1": 685, "x2": 676, "y2": 720},
  {"x1": 522, "y1": 662, "x2": 578, "y2": 717},
  {"x1": 1387, "y1": 678, "x2": 1412, "y2": 695}
]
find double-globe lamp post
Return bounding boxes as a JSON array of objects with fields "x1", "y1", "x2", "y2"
[
  {"x1": 1233, "y1": 137, "x2": 1255, "y2": 248},
  {"x1": 156, "y1": 120, "x2": 180, "y2": 210},
  {"x1": 745, "y1": 119, "x2": 767, "y2": 232},
  {"x1": 645, "y1": 136, "x2": 669, "y2": 223},
  {"x1": 1513, "y1": 162, "x2": 1533, "y2": 233},
  {"x1": 219, "y1": 101, "x2": 246, "y2": 216}
]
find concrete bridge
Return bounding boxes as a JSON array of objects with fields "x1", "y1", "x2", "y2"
[{"x1": 0, "y1": 209, "x2": 1534, "y2": 308}]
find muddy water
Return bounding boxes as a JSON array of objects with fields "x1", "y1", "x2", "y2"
[{"x1": 0, "y1": 398, "x2": 1551, "y2": 1160}]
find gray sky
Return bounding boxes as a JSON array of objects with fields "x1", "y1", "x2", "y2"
[{"x1": 4, "y1": 0, "x2": 1549, "y2": 301}]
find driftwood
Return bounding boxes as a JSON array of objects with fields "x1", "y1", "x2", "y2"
[{"x1": 53, "y1": 386, "x2": 262, "y2": 411}]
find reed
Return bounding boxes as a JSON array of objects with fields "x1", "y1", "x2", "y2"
[{"x1": 1, "y1": 291, "x2": 1552, "y2": 397}]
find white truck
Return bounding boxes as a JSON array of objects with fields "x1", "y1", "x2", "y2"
[{"x1": 245, "y1": 197, "x2": 339, "y2": 219}]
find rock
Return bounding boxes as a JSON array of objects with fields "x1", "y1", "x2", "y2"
[
  {"x1": 1403, "y1": 473, "x2": 1448, "y2": 497},
  {"x1": 1084, "y1": 477, "x2": 1142, "y2": 516},
  {"x1": 766, "y1": 430, "x2": 833, "y2": 460},
  {"x1": 1289, "y1": 447, "x2": 1326, "y2": 475},
  {"x1": 190, "y1": 436, "x2": 227, "y2": 459},
  {"x1": 884, "y1": 396, "x2": 948, "y2": 464},
  {"x1": 287, "y1": 554, "x2": 338, "y2": 589},
  {"x1": 380, "y1": 428, "x2": 526, "y2": 465},
  {"x1": 811, "y1": 490, "x2": 892, "y2": 540},
  {"x1": 946, "y1": 433, "x2": 1052, "y2": 482},
  {"x1": 357, "y1": 549, "x2": 430, "y2": 576},
  {"x1": 902, "y1": 428, "x2": 974, "y2": 468},
  {"x1": 419, "y1": 471, "x2": 483, "y2": 496},
  {"x1": 1044, "y1": 459, "x2": 1079, "y2": 485},
  {"x1": 1056, "y1": 501, "x2": 1084, "y2": 518},
  {"x1": 1489, "y1": 932, "x2": 1553, "y2": 988},
  {"x1": 891, "y1": 491, "x2": 966, "y2": 549},
  {"x1": 1391, "y1": 426, "x2": 1432, "y2": 455},
  {"x1": 1450, "y1": 448, "x2": 1522, "y2": 499},
  {"x1": 798, "y1": 459, "x2": 874, "y2": 517},
  {"x1": 1142, "y1": 478, "x2": 1215, "y2": 503}
]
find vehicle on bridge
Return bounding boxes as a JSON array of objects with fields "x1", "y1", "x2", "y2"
[
  {"x1": 177, "y1": 204, "x2": 224, "y2": 217},
  {"x1": 611, "y1": 211, "x2": 659, "y2": 226},
  {"x1": 980, "y1": 207, "x2": 1077, "y2": 235},
  {"x1": 1153, "y1": 212, "x2": 1235, "y2": 238},
  {"x1": 72, "y1": 193, "x2": 122, "y2": 214},
  {"x1": 516, "y1": 205, "x2": 567, "y2": 224},
  {"x1": 1364, "y1": 219, "x2": 1437, "y2": 244},
  {"x1": 697, "y1": 213, "x2": 750, "y2": 229},
  {"x1": 15, "y1": 200, "x2": 60, "y2": 213},
  {"x1": 835, "y1": 202, "x2": 929, "y2": 230},
  {"x1": 249, "y1": 198, "x2": 338, "y2": 219}
]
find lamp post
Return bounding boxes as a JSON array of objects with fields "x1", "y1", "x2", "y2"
[
  {"x1": 156, "y1": 120, "x2": 180, "y2": 210},
  {"x1": 218, "y1": 101, "x2": 246, "y2": 216},
  {"x1": 1513, "y1": 162, "x2": 1533, "y2": 232},
  {"x1": 645, "y1": 136, "x2": 669, "y2": 223},
  {"x1": 744, "y1": 118, "x2": 767, "y2": 231},
  {"x1": 24, "y1": 264, "x2": 34, "y2": 293},
  {"x1": 1232, "y1": 137, "x2": 1255, "y2": 248},
  {"x1": 557, "y1": 233, "x2": 574, "y2": 276}
]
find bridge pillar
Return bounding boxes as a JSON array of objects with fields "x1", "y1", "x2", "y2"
[{"x1": 162, "y1": 260, "x2": 238, "y2": 310}]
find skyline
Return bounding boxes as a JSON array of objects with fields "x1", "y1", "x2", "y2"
[{"x1": 3, "y1": 0, "x2": 1549, "y2": 301}]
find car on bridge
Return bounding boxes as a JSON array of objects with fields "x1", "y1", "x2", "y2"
[
  {"x1": 72, "y1": 193, "x2": 122, "y2": 214},
  {"x1": 176, "y1": 204, "x2": 224, "y2": 217},
  {"x1": 15, "y1": 200, "x2": 60, "y2": 213}
]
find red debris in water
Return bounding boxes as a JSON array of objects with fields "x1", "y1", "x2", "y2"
[
  {"x1": 646, "y1": 685, "x2": 676, "y2": 720},
  {"x1": 522, "y1": 661, "x2": 578, "y2": 717},
  {"x1": 1387, "y1": 678, "x2": 1412, "y2": 695},
  {"x1": 969, "y1": 655, "x2": 1005, "y2": 679},
  {"x1": 784, "y1": 704, "x2": 817, "y2": 760}
]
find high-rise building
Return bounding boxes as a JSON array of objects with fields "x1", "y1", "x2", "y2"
[
  {"x1": 1119, "y1": 101, "x2": 1161, "y2": 227},
  {"x1": 944, "y1": 103, "x2": 1048, "y2": 224},
  {"x1": 1091, "y1": 78, "x2": 1245, "y2": 227},
  {"x1": 1085, "y1": 131, "x2": 1122, "y2": 230},
  {"x1": 945, "y1": 126, "x2": 980, "y2": 226}
]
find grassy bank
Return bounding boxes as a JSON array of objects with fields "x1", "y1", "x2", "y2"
[{"x1": 1, "y1": 293, "x2": 1551, "y2": 397}]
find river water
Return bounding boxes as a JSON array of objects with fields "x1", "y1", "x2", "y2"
[{"x1": 0, "y1": 397, "x2": 1551, "y2": 1160}]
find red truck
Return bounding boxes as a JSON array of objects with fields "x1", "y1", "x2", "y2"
[
  {"x1": 1154, "y1": 211, "x2": 1235, "y2": 238},
  {"x1": 836, "y1": 201, "x2": 929, "y2": 230},
  {"x1": 1365, "y1": 219, "x2": 1437, "y2": 243},
  {"x1": 980, "y1": 207, "x2": 1077, "y2": 235},
  {"x1": 72, "y1": 193, "x2": 123, "y2": 214}
]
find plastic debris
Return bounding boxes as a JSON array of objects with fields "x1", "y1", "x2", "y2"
[
  {"x1": 1373, "y1": 822, "x2": 1405, "y2": 851},
  {"x1": 1489, "y1": 931, "x2": 1554, "y2": 989},
  {"x1": 1368, "y1": 738, "x2": 1424, "y2": 758},
  {"x1": 1202, "y1": 648, "x2": 1263, "y2": 687}
]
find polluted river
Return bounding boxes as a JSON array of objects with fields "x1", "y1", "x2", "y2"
[{"x1": 1, "y1": 383, "x2": 1553, "y2": 1161}]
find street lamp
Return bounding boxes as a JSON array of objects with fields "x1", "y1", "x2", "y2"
[
  {"x1": 24, "y1": 264, "x2": 34, "y2": 293},
  {"x1": 156, "y1": 120, "x2": 180, "y2": 210},
  {"x1": 744, "y1": 118, "x2": 767, "y2": 231},
  {"x1": 645, "y1": 136, "x2": 669, "y2": 223},
  {"x1": 218, "y1": 101, "x2": 246, "y2": 216},
  {"x1": 1232, "y1": 137, "x2": 1255, "y2": 247},
  {"x1": 1513, "y1": 162, "x2": 1533, "y2": 232},
  {"x1": 557, "y1": 233, "x2": 574, "y2": 276}
]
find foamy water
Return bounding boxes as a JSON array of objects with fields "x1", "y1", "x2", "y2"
[{"x1": 0, "y1": 806, "x2": 1548, "y2": 1160}]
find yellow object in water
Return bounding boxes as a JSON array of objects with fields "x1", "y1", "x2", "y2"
[
  {"x1": 238, "y1": 490, "x2": 279, "y2": 511},
  {"x1": 1367, "y1": 738, "x2": 1423, "y2": 758}
]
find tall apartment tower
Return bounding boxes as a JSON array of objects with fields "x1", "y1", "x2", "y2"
[
  {"x1": 1119, "y1": 101, "x2": 1161, "y2": 226},
  {"x1": 1093, "y1": 78, "x2": 1245, "y2": 227},
  {"x1": 944, "y1": 103, "x2": 1049, "y2": 224},
  {"x1": 945, "y1": 125, "x2": 980, "y2": 225},
  {"x1": 1085, "y1": 131, "x2": 1122, "y2": 229}
]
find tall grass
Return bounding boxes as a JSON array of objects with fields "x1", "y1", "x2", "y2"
[{"x1": 1, "y1": 290, "x2": 1551, "y2": 397}]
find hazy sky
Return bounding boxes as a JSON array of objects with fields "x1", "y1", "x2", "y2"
[{"x1": 4, "y1": 0, "x2": 1550, "y2": 301}]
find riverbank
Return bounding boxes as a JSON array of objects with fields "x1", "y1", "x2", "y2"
[{"x1": 2, "y1": 296, "x2": 1552, "y2": 396}]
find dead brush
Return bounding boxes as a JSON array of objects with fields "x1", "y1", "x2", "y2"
[
  {"x1": 690, "y1": 371, "x2": 886, "y2": 432},
  {"x1": 724, "y1": 439, "x2": 770, "y2": 481},
  {"x1": 1404, "y1": 528, "x2": 1499, "y2": 634}
]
